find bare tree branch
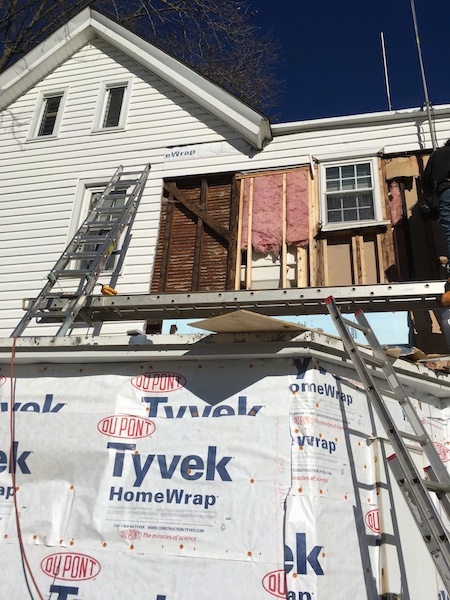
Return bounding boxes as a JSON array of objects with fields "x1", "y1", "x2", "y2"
[{"x1": 0, "y1": 0, "x2": 282, "y2": 114}]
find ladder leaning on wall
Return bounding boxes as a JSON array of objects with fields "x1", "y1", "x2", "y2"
[
  {"x1": 325, "y1": 295, "x2": 450, "y2": 594},
  {"x1": 11, "y1": 164, "x2": 151, "y2": 338}
]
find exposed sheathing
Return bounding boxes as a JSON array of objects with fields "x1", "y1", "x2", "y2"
[
  {"x1": 240, "y1": 169, "x2": 309, "y2": 255},
  {"x1": 151, "y1": 175, "x2": 233, "y2": 293}
]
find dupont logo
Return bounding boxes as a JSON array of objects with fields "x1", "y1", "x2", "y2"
[
  {"x1": 262, "y1": 570, "x2": 286, "y2": 598},
  {"x1": 131, "y1": 372, "x2": 186, "y2": 393},
  {"x1": 434, "y1": 442, "x2": 450, "y2": 462},
  {"x1": 97, "y1": 415, "x2": 155, "y2": 439},
  {"x1": 41, "y1": 552, "x2": 101, "y2": 581},
  {"x1": 119, "y1": 529, "x2": 143, "y2": 541},
  {"x1": 365, "y1": 508, "x2": 380, "y2": 533},
  {"x1": 0, "y1": 375, "x2": 5, "y2": 387}
]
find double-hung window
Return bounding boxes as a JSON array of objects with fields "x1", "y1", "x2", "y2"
[
  {"x1": 94, "y1": 80, "x2": 132, "y2": 131},
  {"x1": 29, "y1": 90, "x2": 67, "y2": 139},
  {"x1": 321, "y1": 159, "x2": 381, "y2": 228}
]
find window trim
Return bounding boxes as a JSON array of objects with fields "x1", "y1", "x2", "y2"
[
  {"x1": 319, "y1": 157, "x2": 383, "y2": 231},
  {"x1": 28, "y1": 89, "x2": 68, "y2": 140},
  {"x1": 71, "y1": 179, "x2": 126, "y2": 274},
  {"x1": 92, "y1": 79, "x2": 133, "y2": 132}
]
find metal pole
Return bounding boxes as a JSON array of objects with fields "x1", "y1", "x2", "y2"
[
  {"x1": 410, "y1": 0, "x2": 437, "y2": 149},
  {"x1": 380, "y1": 32, "x2": 392, "y2": 111}
]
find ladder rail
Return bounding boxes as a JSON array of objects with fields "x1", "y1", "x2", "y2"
[
  {"x1": 11, "y1": 164, "x2": 150, "y2": 337},
  {"x1": 325, "y1": 295, "x2": 450, "y2": 592}
]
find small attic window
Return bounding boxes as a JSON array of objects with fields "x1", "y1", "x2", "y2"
[
  {"x1": 103, "y1": 86, "x2": 126, "y2": 128},
  {"x1": 93, "y1": 80, "x2": 132, "y2": 132},
  {"x1": 38, "y1": 95, "x2": 63, "y2": 136},
  {"x1": 28, "y1": 90, "x2": 67, "y2": 139}
]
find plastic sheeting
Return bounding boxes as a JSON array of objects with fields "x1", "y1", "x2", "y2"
[{"x1": 0, "y1": 357, "x2": 448, "y2": 599}]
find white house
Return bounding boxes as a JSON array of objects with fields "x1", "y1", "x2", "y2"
[
  {"x1": 2, "y1": 10, "x2": 450, "y2": 600},
  {"x1": 1, "y1": 7, "x2": 449, "y2": 349}
]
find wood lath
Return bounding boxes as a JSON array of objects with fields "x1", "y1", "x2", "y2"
[{"x1": 151, "y1": 174, "x2": 238, "y2": 294}]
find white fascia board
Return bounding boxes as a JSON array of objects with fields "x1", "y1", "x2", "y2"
[
  {"x1": 89, "y1": 11, "x2": 271, "y2": 149},
  {"x1": 272, "y1": 105, "x2": 450, "y2": 137},
  {"x1": 0, "y1": 9, "x2": 94, "y2": 110}
]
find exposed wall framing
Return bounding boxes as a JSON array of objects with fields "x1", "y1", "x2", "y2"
[{"x1": 151, "y1": 174, "x2": 238, "y2": 293}]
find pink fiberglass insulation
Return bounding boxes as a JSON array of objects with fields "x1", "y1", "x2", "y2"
[
  {"x1": 240, "y1": 171, "x2": 310, "y2": 255},
  {"x1": 286, "y1": 169, "x2": 309, "y2": 248},
  {"x1": 388, "y1": 180, "x2": 403, "y2": 225}
]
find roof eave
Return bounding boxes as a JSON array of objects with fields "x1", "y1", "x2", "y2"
[
  {"x1": 0, "y1": 8, "x2": 272, "y2": 149},
  {"x1": 89, "y1": 11, "x2": 271, "y2": 149}
]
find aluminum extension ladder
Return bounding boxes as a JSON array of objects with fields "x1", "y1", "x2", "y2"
[
  {"x1": 325, "y1": 295, "x2": 450, "y2": 593},
  {"x1": 11, "y1": 164, "x2": 150, "y2": 337}
]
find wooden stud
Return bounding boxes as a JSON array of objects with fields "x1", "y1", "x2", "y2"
[
  {"x1": 246, "y1": 178, "x2": 254, "y2": 290},
  {"x1": 234, "y1": 179, "x2": 245, "y2": 290},
  {"x1": 308, "y1": 168, "x2": 318, "y2": 286},
  {"x1": 359, "y1": 234, "x2": 367, "y2": 284},
  {"x1": 282, "y1": 172, "x2": 287, "y2": 288},
  {"x1": 322, "y1": 238, "x2": 329, "y2": 286},
  {"x1": 158, "y1": 193, "x2": 174, "y2": 292},
  {"x1": 227, "y1": 177, "x2": 240, "y2": 290},
  {"x1": 192, "y1": 178, "x2": 207, "y2": 291}
]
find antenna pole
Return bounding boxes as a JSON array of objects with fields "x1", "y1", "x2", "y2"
[
  {"x1": 380, "y1": 32, "x2": 392, "y2": 111},
  {"x1": 410, "y1": 0, "x2": 437, "y2": 149}
]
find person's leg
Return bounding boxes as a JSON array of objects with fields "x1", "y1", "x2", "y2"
[{"x1": 439, "y1": 188, "x2": 450, "y2": 274}]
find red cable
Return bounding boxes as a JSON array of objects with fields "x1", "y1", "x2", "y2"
[{"x1": 10, "y1": 337, "x2": 44, "y2": 600}]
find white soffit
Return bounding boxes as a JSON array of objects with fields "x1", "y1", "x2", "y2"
[{"x1": 0, "y1": 8, "x2": 271, "y2": 149}]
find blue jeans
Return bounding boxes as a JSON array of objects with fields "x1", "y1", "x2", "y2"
[{"x1": 439, "y1": 188, "x2": 450, "y2": 265}]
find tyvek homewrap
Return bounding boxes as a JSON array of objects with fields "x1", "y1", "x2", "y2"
[{"x1": 0, "y1": 357, "x2": 447, "y2": 598}]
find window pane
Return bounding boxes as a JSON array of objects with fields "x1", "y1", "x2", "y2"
[
  {"x1": 326, "y1": 191, "x2": 374, "y2": 224},
  {"x1": 38, "y1": 96, "x2": 62, "y2": 136},
  {"x1": 103, "y1": 86, "x2": 126, "y2": 128},
  {"x1": 326, "y1": 166, "x2": 339, "y2": 180},
  {"x1": 356, "y1": 163, "x2": 371, "y2": 177}
]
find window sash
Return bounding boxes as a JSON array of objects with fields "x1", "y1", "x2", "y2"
[
  {"x1": 324, "y1": 161, "x2": 376, "y2": 225},
  {"x1": 38, "y1": 95, "x2": 62, "y2": 136},
  {"x1": 102, "y1": 86, "x2": 126, "y2": 128}
]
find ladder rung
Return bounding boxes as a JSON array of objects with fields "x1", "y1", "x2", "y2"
[
  {"x1": 86, "y1": 221, "x2": 117, "y2": 229},
  {"x1": 95, "y1": 207, "x2": 128, "y2": 214},
  {"x1": 398, "y1": 430, "x2": 428, "y2": 444},
  {"x1": 424, "y1": 480, "x2": 450, "y2": 494},
  {"x1": 54, "y1": 269, "x2": 92, "y2": 277},
  {"x1": 36, "y1": 310, "x2": 70, "y2": 319},
  {"x1": 78, "y1": 236, "x2": 108, "y2": 244},
  {"x1": 66, "y1": 252, "x2": 99, "y2": 260}
]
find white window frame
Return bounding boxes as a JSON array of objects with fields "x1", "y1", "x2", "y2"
[
  {"x1": 319, "y1": 157, "x2": 385, "y2": 231},
  {"x1": 28, "y1": 89, "x2": 68, "y2": 140},
  {"x1": 71, "y1": 180, "x2": 127, "y2": 274},
  {"x1": 92, "y1": 79, "x2": 133, "y2": 132}
]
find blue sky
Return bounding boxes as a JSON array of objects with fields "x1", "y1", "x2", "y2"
[{"x1": 254, "y1": 0, "x2": 450, "y2": 123}]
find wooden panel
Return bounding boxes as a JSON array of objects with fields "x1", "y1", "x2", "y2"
[
  {"x1": 151, "y1": 174, "x2": 234, "y2": 294},
  {"x1": 326, "y1": 238, "x2": 353, "y2": 286},
  {"x1": 190, "y1": 309, "x2": 310, "y2": 333}
]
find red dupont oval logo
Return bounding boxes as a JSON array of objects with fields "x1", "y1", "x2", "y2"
[
  {"x1": 434, "y1": 442, "x2": 450, "y2": 462},
  {"x1": 131, "y1": 372, "x2": 186, "y2": 393},
  {"x1": 365, "y1": 508, "x2": 380, "y2": 533},
  {"x1": 120, "y1": 529, "x2": 142, "y2": 541},
  {"x1": 262, "y1": 570, "x2": 286, "y2": 598},
  {"x1": 97, "y1": 415, "x2": 155, "y2": 439},
  {"x1": 41, "y1": 553, "x2": 101, "y2": 581},
  {"x1": 0, "y1": 375, "x2": 6, "y2": 387}
]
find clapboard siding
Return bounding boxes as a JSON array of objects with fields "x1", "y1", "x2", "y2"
[
  {"x1": 2, "y1": 32, "x2": 450, "y2": 336},
  {"x1": 0, "y1": 37, "x2": 241, "y2": 336}
]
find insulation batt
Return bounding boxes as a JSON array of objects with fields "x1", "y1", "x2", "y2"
[
  {"x1": 388, "y1": 180, "x2": 403, "y2": 225},
  {"x1": 241, "y1": 170, "x2": 309, "y2": 255}
]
